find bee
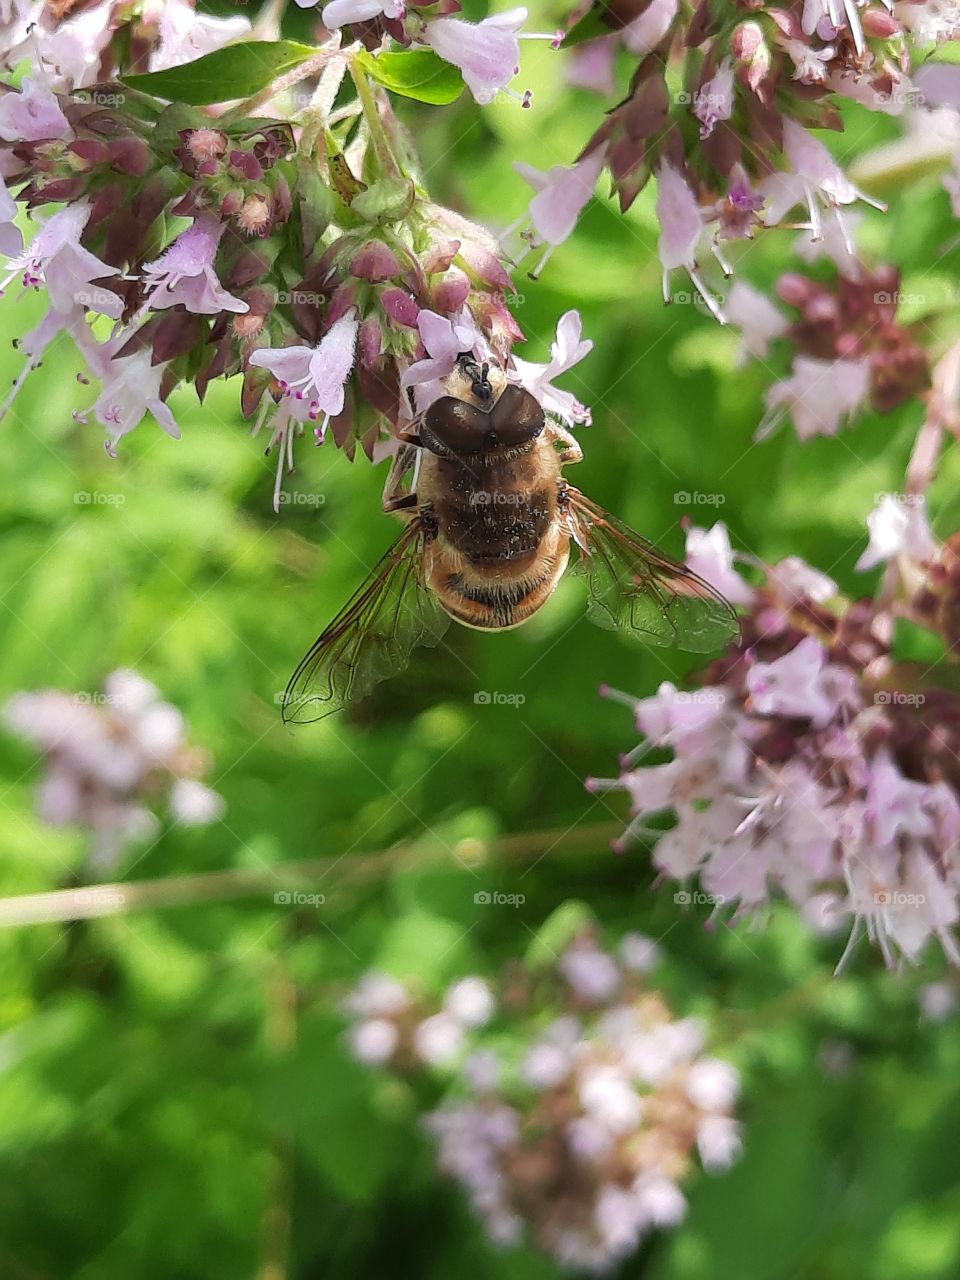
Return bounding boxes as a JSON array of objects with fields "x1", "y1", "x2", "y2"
[{"x1": 281, "y1": 356, "x2": 738, "y2": 722}]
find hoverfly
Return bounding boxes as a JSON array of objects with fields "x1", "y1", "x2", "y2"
[{"x1": 281, "y1": 357, "x2": 738, "y2": 722}]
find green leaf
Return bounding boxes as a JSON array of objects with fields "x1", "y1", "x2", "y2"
[
  {"x1": 122, "y1": 40, "x2": 321, "y2": 106},
  {"x1": 563, "y1": 6, "x2": 615, "y2": 48},
  {"x1": 356, "y1": 49, "x2": 464, "y2": 106}
]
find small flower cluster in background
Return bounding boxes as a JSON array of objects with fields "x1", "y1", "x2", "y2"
[
  {"x1": 590, "y1": 471, "x2": 960, "y2": 966},
  {"x1": 727, "y1": 254, "x2": 931, "y2": 441},
  {"x1": 342, "y1": 928, "x2": 741, "y2": 1271},
  {"x1": 4, "y1": 669, "x2": 224, "y2": 868}
]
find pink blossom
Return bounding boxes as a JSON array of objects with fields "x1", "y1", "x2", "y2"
[
  {"x1": 0, "y1": 201, "x2": 122, "y2": 318},
  {"x1": 761, "y1": 120, "x2": 884, "y2": 242},
  {"x1": 511, "y1": 308, "x2": 593, "y2": 425},
  {"x1": 148, "y1": 0, "x2": 251, "y2": 72},
  {"x1": 656, "y1": 164, "x2": 725, "y2": 322},
  {"x1": 513, "y1": 146, "x2": 606, "y2": 272},
  {"x1": 622, "y1": 0, "x2": 678, "y2": 54},
  {"x1": 94, "y1": 349, "x2": 180, "y2": 454},
  {"x1": 759, "y1": 354, "x2": 871, "y2": 440},
  {"x1": 319, "y1": 0, "x2": 403, "y2": 28},
  {"x1": 0, "y1": 76, "x2": 71, "y2": 143},
  {"x1": 249, "y1": 314, "x2": 358, "y2": 509},
  {"x1": 725, "y1": 281, "x2": 788, "y2": 365},
  {"x1": 26, "y1": 2, "x2": 114, "y2": 90},
  {"x1": 251, "y1": 313, "x2": 358, "y2": 426},
  {"x1": 143, "y1": 216, "x2": 248, "y2": 315},
  {"x1": 424, "y1": 8, "x2": 530, "y2": 106},
  {"x1": 694, "y1": 61, "x2": 734, "y2": 139},
  {"x1": 0, "y1": 181, "x2": 20, "y2": 258},
  {"x1": 683, "y1": 523, "x2": 755, "y2": 606},
  {"x1": 746, "y1": 636, "x2": 839, "y2": 726},
  {"x1": 856, "y1": 494, "x2": 937, "y2": 572},
  {"x1": 567, "y1": 37, "x2": 617, "y2": 95},
  {"x1": 401, "y1": 308, "x2": 482, "y2": 407}
]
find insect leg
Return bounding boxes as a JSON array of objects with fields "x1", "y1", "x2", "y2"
[
  {"x1": 382, "y1": 443, "x2": 420, "y2": 513},
  {"x1": 547, "y1": 421, "x2": 584, "y2": 466}
]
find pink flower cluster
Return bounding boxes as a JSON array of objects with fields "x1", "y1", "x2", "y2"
[
  {"x1": 342, "y1": 930, "x2": 741, "y2": 1270},
  {"x1": 0, "y1": 12, "x2": 593, "y2": 510},
  {"x1": 590, "y1": 514, "x2": 960, "y2": 967},
  {"x1": 4, "y1": 669, "x2": 224, "y2": 869},
  {"x1": 546, "y1": 0, "x2": 960, "y2": 317}
]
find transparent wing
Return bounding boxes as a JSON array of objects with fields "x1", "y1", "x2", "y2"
[
  {"x1": 563, "y1": 487, "x2": 740, "y2": 653},
  {"x1": 282, "y1": 520, "x2": 450, "y2": 724}
]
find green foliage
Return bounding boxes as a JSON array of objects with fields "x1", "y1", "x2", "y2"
[
  {"x1": 123, "y1": 40, "x2": 322, "y2": 105},
  {"x1": 356, "y1": 49, "x2": 465, "y2": 105}
]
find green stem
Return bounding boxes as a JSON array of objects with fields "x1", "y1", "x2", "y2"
[
  {"x1": 0, "y1": 821, "x2": 622, "y2": 928},
  {"x1": 347, "y1": 57, "x2": 401, "y2": 180}
]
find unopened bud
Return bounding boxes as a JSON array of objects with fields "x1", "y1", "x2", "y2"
[{"x1": 862, "y1": 8, "x2": 899, "y2": 37}]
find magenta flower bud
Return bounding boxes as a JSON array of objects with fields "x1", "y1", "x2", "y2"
[
  {"x1": 381, "y1": 288, "x2": 420, "y2": 327},
  {"x1": 359, "y1": 317, "x2": 383, "y2": 367},
  {"x1": 328, "y1": 283, "x2": 358, "y2": 325},
  {"x1": 108, "y1": 137, "x2": 152, "y2": 176},
  {"x1": 221, "y1": 190, "x2": 244, "y2": 217},
  {"x1": 229, "y1": 150, "x2": 263, "y2": 182},
  {"x1": 863, "y1": 8, "x2": 899, "y2": 37},
  {"x1": 457, "y1": 240, "x2": 514, "y2": 294},
  {"x1": 433, "y1": 268, "x2": 471, "y2": 313},
  {"x1": 351, "y1": 240, "x2": 402, "y2": 283},
  {"x1": 421, "y1": 237, "x2": 461, "y2": 275},
  {"x1": 731, "y1": 20, "x2": 770, "y2": 95},
  {"x1": 731, "y1": 20, "x2": 762, "y2": 60},
  {"x1": 68, "y1": 139, "x2": 110, "y2": 167},
  {"x1": 776, "y1": 273, "x2": 818, "y2": 308}
]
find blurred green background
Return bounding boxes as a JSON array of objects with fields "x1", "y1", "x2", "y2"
[{"x1": 3, "y1": 5, "x2": 960, "y2": 1277}]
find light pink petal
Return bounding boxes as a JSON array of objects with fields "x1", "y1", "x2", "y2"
[{"x1": 656, "y1": 164, "x2": 702, "y2": 270}]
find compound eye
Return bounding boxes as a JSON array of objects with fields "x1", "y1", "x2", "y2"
[
  {"x1": 490, "y1": 385, "x2": 545, "y2": 446},
  {"x1": 421, "y1": 397, "x2": 490, "y2": 456}
]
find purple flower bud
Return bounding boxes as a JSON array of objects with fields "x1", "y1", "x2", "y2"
[
  {"x1": 328, "y1": 283, "x2": 359, "y2": 325},
  {"x1": 381, "y1": 288, "x2": 420, "y2": 327},
  {"x1": 68, "y1": 139, "x2": 110, "y2": 167},
  {"x1": 229, "y1": 150, "x2": 263, "y2": 182},
  {"x1": 433, "y1": 268, "x2": 471, "y2": 313},
  {"x1": 359, "y1": 317, "x2": 383, "y2": 367},
  {"x1": 108, "y1": 137, "x2": 153, "y2": 176},
  {"x1": 350, "y1": 240, "x2": 402, "y2": 283}
]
